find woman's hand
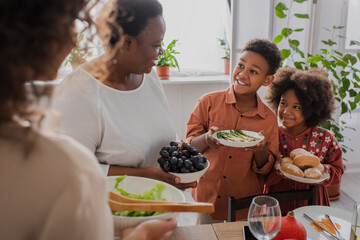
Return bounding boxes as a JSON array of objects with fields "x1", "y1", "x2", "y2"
[
  {"x1": 121, "y1": 218, "x2": 177, "y2": 240},
  {"x1": 145, "y1": 166, "x2": 197, "y2": 190},
  {"x1": 204, "y1": 126, "x2": 221, "y2": 149},
  {"x1": 312, "y1": 164, "x2": 330, "y2": 185}
]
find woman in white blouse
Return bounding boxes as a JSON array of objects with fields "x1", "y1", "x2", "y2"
[
  {"x1": 0, "y1": 0, "x2": 176, "y2": 239},
  {"x1": 46, "y1": 0, "x2": 196, "y2": 189}
]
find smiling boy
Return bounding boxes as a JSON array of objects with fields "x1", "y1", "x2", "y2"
[{"x1": 186, "y1": 39, "x2": 282, "y2": 222}]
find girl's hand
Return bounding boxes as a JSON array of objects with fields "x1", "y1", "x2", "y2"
[
  {"x1": 244, "y1": 130, "x2": 266, "y2": 152},
  {"x1": 323, "y1": 164, "x2": 331, "y2": 174},
  {"x1": 205, "y1": 126, "x2": 221, "y2": 149},
  {"x1": 145, "y1": 166, "x2": 197, "y2": 190},
  {"x1": 312, "y1": 164, "x2": 330, "y2": 185}
]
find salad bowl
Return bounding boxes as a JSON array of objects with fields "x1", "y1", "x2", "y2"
[{"x1": 105, "y1": 176, "x2": 185, "y2": 235}]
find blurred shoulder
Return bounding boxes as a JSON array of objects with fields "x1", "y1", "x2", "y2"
[{"x1": 38, "y1": 130, "x2": 102, "y2": 175}]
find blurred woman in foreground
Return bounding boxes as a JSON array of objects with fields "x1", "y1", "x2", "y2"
[{"x1": 0, "y1": 0, "x2": 176, "y2": 239}]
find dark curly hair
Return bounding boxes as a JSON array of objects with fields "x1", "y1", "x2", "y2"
[
  {"x1": 0, "y1": 0, "x2": 95, "y2": 124},
  {"x1": 266, "y1": 67, "x2": 335, "y2": 127},
  {"x1": 241, "y1": 39, "x2": 282, "y2": 75},
  {"x1": 109, "y1": 0, "x2": 163, "y2": 47}
]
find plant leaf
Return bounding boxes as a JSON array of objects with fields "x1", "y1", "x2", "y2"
[
  {"x1": 341, "y1": 102, "x2": 348, "y2": 114},
  {"x1": 288, "y1": 39, "x2": 300, "y2": 47},
  {"x1": 349, "y1": 101, "x2": 357, "y2": 110},
  {"x1": 281, "y1": 28, "x2": 293, "y2": 37},
  {"x1": 294, "y1": 61, "x2": 305, "y2": 69},
  {"x1": 275, "y1": 2, "x2": 288, "y2": 18},
  {"x1": 307, "y1": 55, "x2": 322, "y2": 63},
  {"x1": 350, "y1": 55, "x2": 357, "y2": 65},
  {"x1": 281, "y1": 49, "x2": 291, "y2": 59},
  {"x1": 294, "y1": 13, "x2": 309, "y2": 19},
  {"x1": 294, "y1": 28, "x2": 304, "y2": 32},
  {"x1": 343, "y1": 78, "x2": 351, "y2": 90},
  {"x1": 294, "y1": 0, "x2": 307, "y2": 3},
  {"x1": 273, "y1": 34, "x2": 284, "y2": 43},
  {"x1": 353, "y1": 73, "x2": 360, "y2": 82},
  {"x1": 349, "y1": 89, "x2": 357, "y2": 97},
  {"x1": 350, "y1": 40, "x2": 360, "y2": 46}
]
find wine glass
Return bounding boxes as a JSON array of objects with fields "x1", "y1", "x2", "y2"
[{"x1": 248, "y1": 195, "x2": 281, "y2": 240}]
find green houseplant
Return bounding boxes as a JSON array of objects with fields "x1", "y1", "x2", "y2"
[
  {"x1": 156, "y1": 39, "x2": 180, "y2": 80},
  {"x1": 218, "y1": 38, "x2": 230, "y2": 75},
  {"x1": 64, "y1": 33, "x2": 96, "y2": 69},
  {"x1": 273, "y1": 0, "x2": 360, "y2": 199}
]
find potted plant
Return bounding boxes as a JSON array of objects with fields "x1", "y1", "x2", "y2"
[
  {"x1": 156, "y1": 39, "x2": 180, "y2": 80},
  {"x1": 218, "y1": 38, "x2": 230, "y2": 75},
  {"x1": 64, "y1": 33, "x2": 96, "y2": 69}
]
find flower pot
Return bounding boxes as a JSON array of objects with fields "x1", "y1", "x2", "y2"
[
  {"x1": 224, "y1": 58, "x2": 230, "y2": 75},
  {"x1": 156, "y1": 66, "x2": 170, "y2": 80}
]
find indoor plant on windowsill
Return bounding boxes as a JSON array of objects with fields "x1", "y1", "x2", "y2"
[
  {"x1": 64, "y1": 33, "x2": 98, "y2": 69},
  {"x1": 218, "y1": 38, "x2": 230, "y2": 75},
  {"x1": 156, "y1": 39, "x2": 180, "y2": 80}
]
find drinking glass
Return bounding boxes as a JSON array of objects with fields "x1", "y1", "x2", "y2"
[
  {"x1": 351, "y1": 202, "x2": 360, "y2": 240},
  {"x1": 247, "y1": 195, "x2": 281, "y2": 240}
]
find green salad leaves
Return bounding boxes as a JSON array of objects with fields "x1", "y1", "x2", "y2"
[{"x1": 113, "y1": 175, "x2": 167, "y2": 217}]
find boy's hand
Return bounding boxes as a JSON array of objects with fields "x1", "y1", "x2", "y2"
[
  {"x1": 205, "y1": 126, "x2": 221, "y2": 149},
  {"x1": 244, "y1": 130, "x2": 266, "y2": 152}
]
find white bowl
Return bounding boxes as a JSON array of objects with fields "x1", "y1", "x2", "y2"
[
  {"x1": 105, "y1": 176, "x2": 185, "y2": 236},
  {"x1": 168, "y1": 160, "x2": 210, "y2": 183},
  {"x1": 213, "y1": 130, "x2": 264, "y2": 148}
]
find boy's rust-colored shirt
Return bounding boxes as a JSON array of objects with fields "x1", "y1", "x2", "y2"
[{"x1": 186, "y1": 85, "x2": 279, "y2": 220}]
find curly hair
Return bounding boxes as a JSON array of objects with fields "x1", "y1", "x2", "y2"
[
  {"x1": 241, "y1": 39, "x2": 282, "y2": 75},
  {"x1": 109, "y1": 0, "x2": 163, "y2": 47},
  {"x1": 0, "y1": 0, "x2": 94, "y2": 124},
  {"x1": 266, "y1": 67, "x2": 335, "y2": 127}
]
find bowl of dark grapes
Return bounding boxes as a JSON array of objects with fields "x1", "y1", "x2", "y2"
[{"x1": 157, "y1": 141, "x2": 210, "y2": 183}]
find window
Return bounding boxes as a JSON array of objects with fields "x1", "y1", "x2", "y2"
[
  {"x1": 345, "y1": 0, "x2": 360, "y2": 50},
  {"x1": 58, "y1": 0, "x2": 231, "y2": 78},
  {"x1": 157, "y1": 0, "x2": 231, "y2": 75}
]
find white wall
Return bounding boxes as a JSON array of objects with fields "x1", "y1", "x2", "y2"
[{"x1": 162, "y1": 78, "x2": 229, "y2": 140}]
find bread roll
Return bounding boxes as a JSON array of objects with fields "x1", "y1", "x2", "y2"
[
  {"x1": 293, "y1": 154, "x2": 320, "y2": 169},
  {"x1": 281, "y1": 157, "x2": 293, "y2": 166},
  {"x1": 290, "y1": 148, "x2": 309, "y2": 159},
  {"x1": 314, "y1": 163, "x2": 325, "y2": 173},
  {"x1": 281, "y1": 164, "x2": 304, "y2": 178},
  {"x1": 304, "y1": 168, "x2": 322, "y2": 179}
]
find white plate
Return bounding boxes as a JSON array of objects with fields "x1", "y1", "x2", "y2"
[
  {"x1": 293, "y1": 206, "x2": 352, "y2": 240},
  {"x1": 277, "y1": 163, "x2": 330, "y2": 184},
  {"x1": 212, "y1": 130, "x2": 264, "y2": 148},
  {"x1": 168, "y1": 160, "x2": 210, "y2": 183}
]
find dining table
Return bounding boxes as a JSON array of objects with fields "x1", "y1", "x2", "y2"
[
  {"x1": 169, "y1": 206, "x2": 353, "y2": 240},
  {"x1": 170, "y1": 221, "x2": 248, "y2": 240}
]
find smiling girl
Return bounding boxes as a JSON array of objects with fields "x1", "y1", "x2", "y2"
[{"x1": 264, "y1": 67, "x2": 344, "y2": 213}]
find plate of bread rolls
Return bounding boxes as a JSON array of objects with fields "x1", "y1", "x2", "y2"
[{"x1": 277, "y1": 148, "x2": 330, "y2": 184}]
